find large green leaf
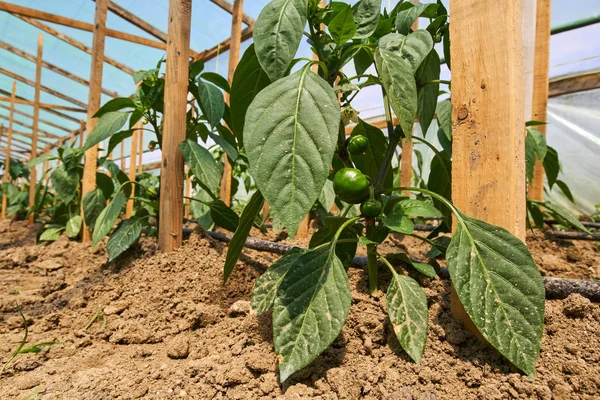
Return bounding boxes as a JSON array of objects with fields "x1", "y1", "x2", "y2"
[
  {"x1": 82, "y1": 111, "x2": 129, "y2": 152},
  {"x1": 375, "y1": 31, "x2": 433, "y2": 139},
  {"x1": 223, "y1": 191, "x2": 264, "y2": 282},
  {"x1": 65, "y1": 215, "x2": 82, "y2": 238},
  {"x1": 197, "y1": 80, "x2": 224, "y2": 128},
  {"x1": 207, "y1": 200, "x2": 240, "y2": 232},
  {"x1": 542, "y1": 201, "x2": 589, "y2": 233},
  {"x1": 251, "y1": 247, "x2": 304, "y2": 314},
  {"x1": 436, "y1": 99, "x2": 452, "y2": 141},
  {"x1": 386, "y1": 270, "x2": 429, "y2": 361},
  {"x1": 387, "y1": 252, "x2": 437, "y2": 278},
  {"x1": 244, "y1": 68, "x2": 340, "y2": 237},
  {"x1": 50, "y1": 165, "x2": 79, "y2": 204},
  {"x1": 179, "y1": 139, "x2": 222, "y2": 197},
  {"x1": 525, "y1": 133, "x2": 537, "y2": 184},
  {"x1": 395, "y1": 2, "x2": 439, "y2": 34},
  {"x1": 399, "y1": 199, "x2": 442, "y2": 218},
  {"x1": 427, "y1": 151, "x2": 451, "y2": 214},
  {"x1": 230, "y1": 44, "x2": 272, "y2": 140},
  {"x1": 92, "y1": 193, "x2": 127, "y2": 246},
  {"x1": 93, "y1": 98, "x2": 135, "y2": 118},
  {"x1": 107, "y1": 218, "x2": 143, "y2": 261},
  {"x1": 381, "y1": 203, "x2": 414, "y2": 234},
  {"x1": 25, "y1": 154, "x2": 56, "y2": 169},
  {"x1": 447, "y1": 213, "x2": 545, "y2": 377},
  {"x1": 352, "y1": 0, "x2": 382, "y2": 39},
  {"x1": 328, "y1": 5, "x2": 357, "y2": 45},
  {"x1": 416, "y1": 50, "x2": 440, "y2": 135},
  {"x1": 254, "y1": 0, "x2": 307, "y2": 82},
  {"x1": 350, "y1": 120, "x2": 391, "y2": 186},
  {"x1": 40, "y1": 227, "x2": 64, "y2": 241},
  {"x1": 200, "y1": 72, "x2": 230, "y2": 93},
  {"x1": 273, "y1": 247, "x2": 351, "y2": 382},
  {"x1": 82, "y1": 188, "x2": 106, "y2": 229},
  {"x1": 309, "y1": 225, "x2": 358, "y2": 268},
  {"x1": 527, "y1": 128, "x2": 547, "y2": 162},
  {"x1": 542, "y1": 146, "x2": 559, "y2": 189}
]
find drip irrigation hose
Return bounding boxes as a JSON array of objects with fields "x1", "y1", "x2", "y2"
[{"x1": 183, "y1": 228, "x2": 600, "y2": 302}]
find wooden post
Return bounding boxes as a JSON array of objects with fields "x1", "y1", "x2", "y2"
[
  {"x1": 138, "y1": 130, "x2": 143, "y2": 173},
  {"x1": 126, "y1": 124, "x2": 139, "y2": 218},
  {"x1": 449, "y1": 0, "x2": 525, "y2": 331},
  {"x1": 69, "y1": 130, "x2": 75, "y2": 146},
  {"x1": 1, "y1": 82, "x2": 16, "y2": 219},
  {"x1": 42, "y1": 147, "x2": 50, "y2": 183},
  {"x1": 530, "y1": 0, "x2": 551, "y2": 201},
  {"x1": 218, "y1": 0, "x2": 243, "y2": 207},
  {"x1": 185, "y1": 168, "x2": 191, "y2": 218},
  {"x1": 158, "y1": 0, "x2": 192, "y2": 252},
  {"x1": 79, "y1": 119, "x2": 85, "y2": 148},
  {"x1": 81, "y1": 0, "x2": 108, "y2": 242},
  {"x1": 399, "y1": 1, "x2": 420, "y2": 196},
  {"x1": 27, "y1": 34, "x2": 43, "y2": 223},
  {"x1": 120, "y1": 140, "x2": 125, "y2": 169}
]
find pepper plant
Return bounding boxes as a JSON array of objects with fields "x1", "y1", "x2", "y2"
[{"x1": 218, "y1": 0, "x2": 545, "y2": 382}]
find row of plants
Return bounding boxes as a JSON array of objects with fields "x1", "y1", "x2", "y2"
[{"x1": 9, "y1": 0, "x2": 591, "y2": 385}]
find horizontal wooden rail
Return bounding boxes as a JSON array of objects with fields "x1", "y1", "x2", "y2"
[
  {"x1": 0, "y1": 88, "x2": 79, "y2": 124},
  {"x1": 196, "y1": 26, "x2": 253, "y2": 62},
  {"x1": 549, "y1": 71, "x2": 600, "y2": 97},
  {"x1": 0, "y1": 41, "x2": 119, "y2": 98},
  {"x1": 0, "y1": 2, "x2": 168, "y2": 50},
  {"x1": 16, "y1": 15, "x2": 135, "y2": 76},
  {"x1": 209, "y1": 0, "x2": 255, "y2": 27},
  {"x1": 0, "y1": 96, "x2": 86, "y2": 113},
  {"x1": 0, "y1": 111, "x2": 60, "y2": 139},
  {"x1": 0, "y1": 67, "x2": 87, "y2": 109}
]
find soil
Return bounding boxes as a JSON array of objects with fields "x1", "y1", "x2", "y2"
[{"x1": 0, "y1": 219, "x2": 599, "y2": 399}]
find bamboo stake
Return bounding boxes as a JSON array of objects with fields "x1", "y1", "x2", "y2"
[
  {"x1": 27, "y1": 34, "x2": 43, "y2": 224},
  {"x1": 530, "y1": 0, "x2": 552, "y2": 200},
  {"x1": 1, "y1": 82, "x2": 16, "y2": 219},
  {"x1": 81, "y1": 0, "x2": 109, "y2": 243},
  {"x1": 158, "y1": 0, "x2": 192, "y2": 252},
  {"x1": 449, "y1": 0, "x2": 525, "y2": 334}
]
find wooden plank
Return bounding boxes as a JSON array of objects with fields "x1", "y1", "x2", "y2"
[
  {"x1": 119, "y1": 140, "x2": 125, "y2": 169},
  {"x1": 0, "y1": 115, "x2": 58, "y2": 140},
  {"x1": 0, "y1": 88, "x2": 80, "y2": 124},
  {"x1": 137, "y1": 130, "x2": 143, "y2": 173},
  {"x1": 16, "y1": 15, "x2": 135, "y2": 76},
  {"x1": 0, "y1": 2, "x2": 168, "y2": 51},
  {"x1": 218, "y1": 0, "x2": 243, "y2": 207},
  {"x1": 2, "y1": 82, "x2": 16, "y2": 219},
  {"x1": 449, "y1": 0, "x2": 525, "y2": 333},
  {"x1": 28, "y1": 34, "x2": 43, "y2": 224},
  {"x1": 185, "y1": 168, "x2": 191, "y2": 218},
  {"x1": 548, "y1": 71, "x2": 600, "y2": 97},
  {"x1": 79, "y1": 119, "x2": 85, "y2": 148},
  {"x1": 195, "y1": 26, "x2": 253, "y2": 62},
  {"x1": 126, "y1": 124, "x2": 139, "y2": 218},
  {"x1": 158, "y1": 0, "x2": 192, "y2": 252},
  {"x1": 8, "y1": 130, "x2": 53, "y2": 145},
  {"x1": 70, "y1": 130, "x2": 75, "y2": 146},
  {"x1": 102, "y1": 0, "x2": 200, "y2": 59},
  {"x1": 0, "y1": 66, "x2": 87, "y2": 109},
  {"x1": 0, "y1": 97, "x2": 87, "y2": 113},
  {"x1": 209, "y1": 0, "x2": 255, "y2": 27},
  {"x1": 0, "y1": 103, "x2": 72, "y2": 132},
  {"x1": 0, "y1": 41, "x2": 119, "y2": 98},
  {"x1": 81, "y1": 0, "x2": 109, "y2": 243},
  {"x1": 530, "y1": 0, "x2": 552, "y2": 201}
]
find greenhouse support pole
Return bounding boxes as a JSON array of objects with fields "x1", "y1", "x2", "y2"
[
  {"x1": 69, "y1": 130, "x2": 75, "y2": 146},
  {"x1": 530, "y1": 0, "x2": 552, "y2": 201},
  {"x1": 400, "y1": 4, "x2": 420, "y2": 195},
  {"x1": 126, "y1": 123, "x2": 140, "y2": 218},
  {"x1": 185, "y1": 168, "x2": 191, "y2": 218},
  {"x1": 158, "y1": 0, "x2": 192, "y2": 252},
  {"x1": 1, "y1": 82, "x2": 16, "y2": 219},
  {"x1": 120, "y1": 141, "x2": 125, "y2": 169},
  {"x1": 449, "y1": 0, "x2": 526, "y2": 335},
  {"x1": 79, "y1": 119, "x2": 85, "y2": 149},
  {"x1": 219, "y1": 0, "x2": 244, "y2": 207},
  {"x1": 138, "y1": 130, "x2": 143, "y2": 173},
  {"x1": 81, "y1": 0, "x2": 109, "y2": 243},
  {"x1": 28, "y1": 34, "x2": 43, "y2": 224}
]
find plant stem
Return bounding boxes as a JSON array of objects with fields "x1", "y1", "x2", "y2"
[
  {"x1": 422, "y1": 79, "x2": 451, "y2": 86},
  {"x1": 373, "y1": 89, "x2": 399, "y2": 194},
  {"x1": 365, "y1": 221, "x2": 379, "y2": 294},
  {"x1": 337, "y1": 122, "x2": 353, "y2": 168}
]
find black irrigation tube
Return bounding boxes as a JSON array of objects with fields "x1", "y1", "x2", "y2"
[
  {"x1": 187, "y1": 229, "x2": 600, "y2": 302},
  {"x1": 545, "y1": 231, "x2": 600, "y2": 241}
]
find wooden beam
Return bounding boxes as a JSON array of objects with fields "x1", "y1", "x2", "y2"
[
  {"x1": 549, "y1": 71, "x2": 600, "y2": 97},
  {"x1": 0, "y1": 67, "x2": 87, "y2": 109},
  {"x1": 0, "y1": 41, "x2": 119, "y2": 98},
  {"x1": 126, "y1": 123, "x2": 139, "y2": 218},
  {"x1": 0, "y1": 2, "x2": 168, "y2": 51},
  {"x1": 16, "y1": 15, "x2": 135, "y2": 76},
  {"x1": 0, "y1": 114, "x2": 59, "y2": 140},
  {"x1": 1, "y1": 82, "x2": 16, "y2": 219},
  {"x1": 28, "y1": 34, "x2": 43, "y2": 223},
  {"x1": 530, "y1": 0, "x2": 552, "y2": 201},
  {"x1": 0, "y1": 96, "x2": 86, "y2": 113},
  {"x1": 195, "y1": 26, "x2": 253, "y2": 62},
  {"x1": 79, "y1": 119, "x2": 85, "y2": 149},
  {"x1": 0, "y1": 102, "x2": 72, "y2": 132},
  {"x1": 159, "y1": 0, "x2": 192, "y2": 252},
  {"x1": 449, "y1": 0, "x2": 525, "y2": 330},
  {"x1": 7, "y1": 129, "x2": 53, "y2": 145},
  {"x1": 81, "y1": 0, "x2": 109, "y2": 243},
  {"x1": 209, "y1": 0, "x2": 255, "y2": 27},
  {"x1": 219, "y1": 0, "x2": 243, "y2": 208}
]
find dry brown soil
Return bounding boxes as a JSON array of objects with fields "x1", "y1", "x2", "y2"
[{"x1": 0, "y1": 219, "x2": 599, "y2": 399}]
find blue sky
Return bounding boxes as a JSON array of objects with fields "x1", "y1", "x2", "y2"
[{"x1": 0, "y1": 0, "x2": 598, "y2": 159}]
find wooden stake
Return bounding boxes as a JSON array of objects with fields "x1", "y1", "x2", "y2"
[
  {"x1": 530, "y1": 0, "x2": 552, "y2": 201},
  {"x1": 158, "y1": 0, "x2": 192, "y2": 252},
  {"x1": 79, "y1": 119, "x2": 85, "y2": 149},
  {"x1": 185, "y1": 168, "x2": 191, "y2": 218},
  {"x1": 119, "y1": 140, "x2": 125, "y2": 169},
  {"x1": 70, "y1": 130, "x2": 75, "y2": 146},
  {"x1": 126, "y1": 124, "x2": 139, "y2": 218},
  {"x1": 137, "y1": 130, "x2": 143, "y2": 173},
  {"x1": 2, "y1": 82, "x2": 16, "y2": 219},
  {"x1": 27, "y1": 34, "x2": 43, "y2": 223},
  {"x1": 81, "y1": 0, "x2": 108, "y2": 243},
  {"x1": 218, "y1": 0, "x2": 244, "y2": 207},
  {"x1": 449, "y1": 0, "x2": 525, "y2": 333}
]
